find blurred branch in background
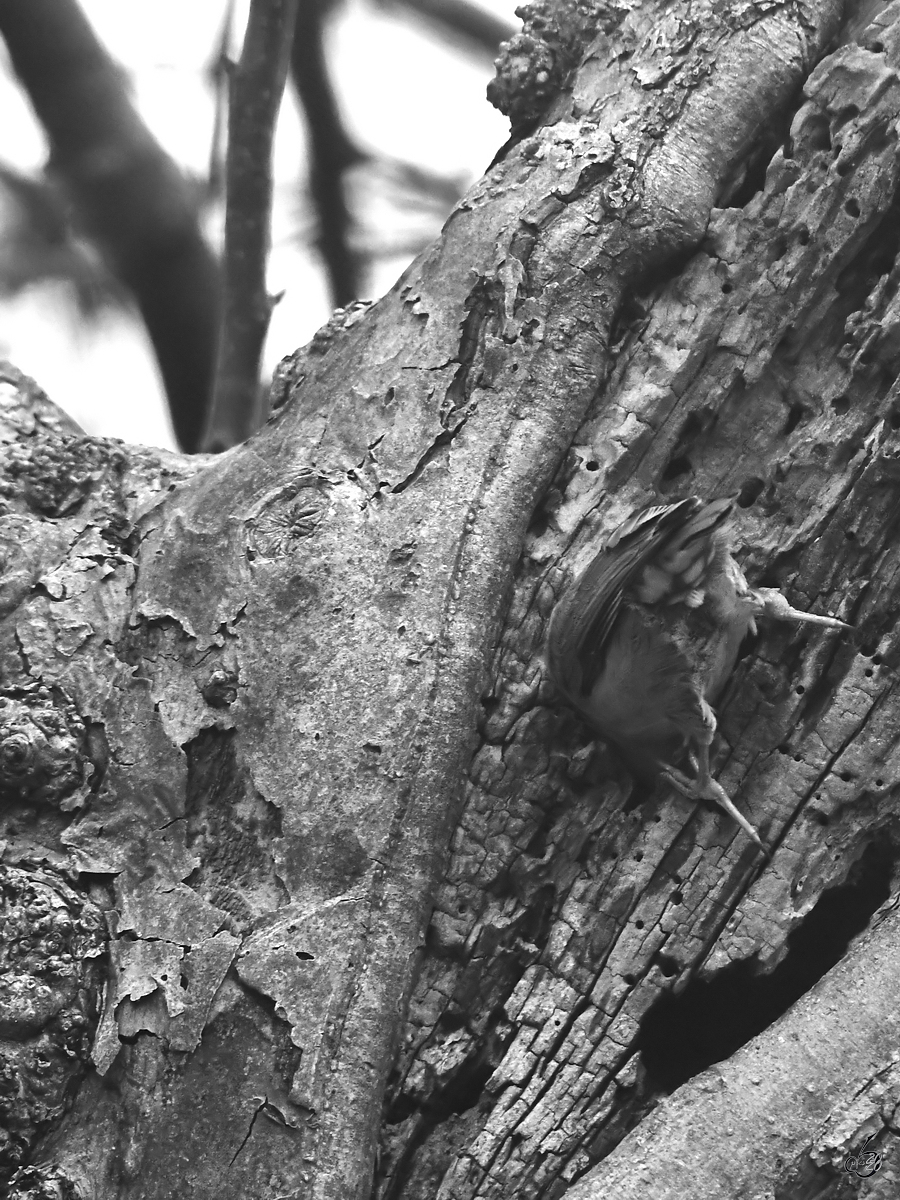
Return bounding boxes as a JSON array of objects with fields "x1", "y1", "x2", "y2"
[
  {"x1": 206, "y1": 0, "x2": 237, "y2": 207},
  {"x1": 343, "y1": 155, "x2": 468, "y2": 264},
  {"x1": 203, "y1": 0, "x2": 300, "y2": 453},
  {"x1": 0, "y1": 0, "x2": 513, "y2": 453},
  {"x1": 383, "y1": 0, "x2": 515, "y2": 56},
  {"x1": 0, "y1": 162, "x2": 124, "y2": 316},
  {"x1": 291, "y1": 0, "x2": 365, "y2": 308},
  {"x1": 288, "y1": 0, "x2": 500, "y2": 314},
  {"x1": 0, "y1": 0, "x2": 222, "y2": 453}
]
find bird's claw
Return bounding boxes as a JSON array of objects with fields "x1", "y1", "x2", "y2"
[
  {"x1": 751, "y1": 587, "x2": 850, "y2": 630},
  {"x1": 661, "y1": 766, "x2": 770, "y2": 857}
]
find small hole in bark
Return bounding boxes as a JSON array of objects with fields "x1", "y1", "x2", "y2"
[
  {"x1": 635, "y1": 920, "x2": 645, "y2": 929},
  {"x1": 435, "y1": 1058, "x2": 495, "y2": 1117},
  {"x1": 737, "y1": 477, "x2": 764, "y2": 507},
  {"x1": 865, "y1": 668, "x2": 873, "y2": 677},
  {"x1": 672, "y1": 891, "x2": 684, "y2": 905},
  {"x1": 623, "y1": 974, "x2": 636, "y2": 985},
  {"x1": 634, "y1": 851, "x2": 644, "y2": 862},
  {"x1": 527, "y1": 500, "x2": 551, "y2": 538},
  {"x1": 831, "y1": 394, "x2": 850, "y2": 414},
  {"x1": 795, "y1": 686, "x2": 805, "y2": 695},
  {"x1": 296, "y1": 951, "x2": 314, "y2": 961},
  {"x1": 876, "y1": 779, "x2": 884, "y2": 787},
  {"x1": 585, "y1": 460, "x2": 600, "y2": 471},
  {"x1": 524, "y1": 826, "x2": 548, "y2": 858},
  {"x1": 836, "y1": 159, "x2": 851, "y2": 176},
  {"x1": 783, "y1": 402, "x2": 805, "y2": 434},
  {"x1": 845, "y1": 198, "x2": 861, "y2": 218},
  {"x1": 869, "y1": 40, "x2": 884, "y2": 52},
  {"x1": 804, "y1": 115, "x2": 831, "y2": 151},
  {"x1": 721, "y1": 282, "x2": 732, "y2": 294},
  {"x1": 654, "y1": 954, "x2": 679, "y2": 978},
  {"x1": 385, "y1": 1093, "x2": 417, "y2": 1125},
  {"x1": 436, "y1": 1011, "x2": 467, "y2": 1034},
  {"x1": 797, "y1": 225, "x2": 810, "y2": 245},
  {"x1": 661, "y1": 455, "x2": 692, "y2": 482},
  {"x1": 873, "y1": 654, "x2": 883, "y2": 664}
]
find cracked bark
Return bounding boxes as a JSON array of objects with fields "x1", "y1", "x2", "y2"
[{"x1": 3, "y1": 0, "x2": 900, "y2": 1197}]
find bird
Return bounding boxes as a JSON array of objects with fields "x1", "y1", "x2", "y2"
[{"x1": 546, "y1": 496, "x2": 851, "y2": 854}]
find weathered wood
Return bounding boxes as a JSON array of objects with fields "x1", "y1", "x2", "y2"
[{"x1": 5, "y1": 0, "x2": 900, "y2": 1196}]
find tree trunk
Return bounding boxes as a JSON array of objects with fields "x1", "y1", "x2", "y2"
[{"x1": 3, "y1": 0, "x2": 900, "y2": 1197}]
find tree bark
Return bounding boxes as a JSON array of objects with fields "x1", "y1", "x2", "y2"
[{"x1": 3, "y1": 0, "x2": 900, "y2": 1197}]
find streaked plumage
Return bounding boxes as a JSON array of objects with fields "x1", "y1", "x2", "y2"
[{"x1": 547, "y1": 496, "x2": 849, "y2": 853}]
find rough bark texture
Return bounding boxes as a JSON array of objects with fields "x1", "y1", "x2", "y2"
[{"x1": 3, "y1": 0, "x2": 900, "y2": 1197}]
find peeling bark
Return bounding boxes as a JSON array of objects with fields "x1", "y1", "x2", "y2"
[{"x1": 3, "y1": 0, "x2": 900, "y2": 1197}]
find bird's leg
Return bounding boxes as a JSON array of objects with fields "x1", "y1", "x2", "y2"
[
  {"x1": 661, "y1": 741, "x2": 769, "y2": 856},
  {"x1": 751, "y1": 587, "x2": 851, "y2": 630}
]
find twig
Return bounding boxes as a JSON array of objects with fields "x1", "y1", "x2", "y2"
[
  {"x1": 379, "y1": 0, "x2": 515, "y2": 56},
  {"x1": 291, "y1": 0, "x2": 365, "y2": 308},
  {"x1": 203, "y1": 0, "x2": 300, "y2": 453}
]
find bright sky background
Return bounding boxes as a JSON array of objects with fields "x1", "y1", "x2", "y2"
[{"x1": 0, "y1": 0, "x2": 514, "y2": 449}]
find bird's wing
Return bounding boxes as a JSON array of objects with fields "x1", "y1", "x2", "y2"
[
  {"x1": 547, "y1": 498, "x2": 700, "y2": 698},
  {"x1": 632, "y1": 495, "x2": 735, "y2": 604}
]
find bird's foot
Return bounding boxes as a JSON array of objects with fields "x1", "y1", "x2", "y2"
[
  {"x1": 751, "y1": 587, "x2": 851, "y2": 630},
  {"x1": 661, "y1": 765, "x2": 770, "y2": 857}
]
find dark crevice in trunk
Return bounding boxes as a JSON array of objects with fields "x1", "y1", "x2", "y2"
[{"x1": 637, "y1": 836, "x2": 896, "y2": 1093}]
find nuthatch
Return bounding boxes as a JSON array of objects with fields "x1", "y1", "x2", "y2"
[{"x1": 547, "y1": 496, "x2": 850, "y2": 853}]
